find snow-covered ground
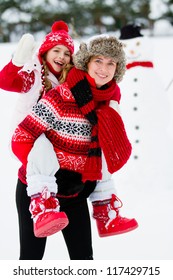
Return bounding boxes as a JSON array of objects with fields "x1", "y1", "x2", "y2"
[{"x1": 0, "y1": 35, "x2": 173, "y2": 260}]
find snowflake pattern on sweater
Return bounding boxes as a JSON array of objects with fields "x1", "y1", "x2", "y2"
[
  {"x1": 12, "y1": 82, "x2": 92, "y2": 182},
  {"x1": 19, "y1": 70, "x2": 35, "y2": 93}
]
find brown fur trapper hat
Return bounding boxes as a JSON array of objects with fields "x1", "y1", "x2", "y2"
[{"x1": 73, "y1": 35, "x2": 126, "y2": 83}]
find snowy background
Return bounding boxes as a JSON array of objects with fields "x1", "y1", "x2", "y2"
[{"x1": 0, "y1": 30, "x2": 173, "y2": 260}]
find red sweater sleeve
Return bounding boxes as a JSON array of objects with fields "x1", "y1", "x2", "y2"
[
  {"x1": 11, "y1": 115, "x2": 48, "y2": 167},
  {"x1": 11, "y1": 135, "x2": 34, "y2": 167},
  {"x1": 0, "y1": 60, "x2": 24, "y2": 92}
]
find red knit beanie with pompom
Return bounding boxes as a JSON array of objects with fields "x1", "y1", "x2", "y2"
[{"x1": 38, "y1": 20, "x2": 74, "y2": 59}]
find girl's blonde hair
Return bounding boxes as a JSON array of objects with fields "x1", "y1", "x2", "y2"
[
  {"x1": 58, "y1": 63, "x2": 73, "y2": 84},
  {"x1": 39, "y1": 57, "x2": 73, "y2": 99}
]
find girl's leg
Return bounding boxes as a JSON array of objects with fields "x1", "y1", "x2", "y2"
[
  {"x1": 16, "y1": 179, "x2": 47, "y2": 260},
  {"x1": 26, "y1": 134, "x2": 67, "y2": 238}
]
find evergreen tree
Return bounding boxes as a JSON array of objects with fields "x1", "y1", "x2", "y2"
[{"x1": 0, "y1": 0, "x2": 171, "y2": 42}]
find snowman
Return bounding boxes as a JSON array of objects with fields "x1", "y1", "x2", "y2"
[{"x1": 115, "y1": 24, "x2": 173, "y2": 189}]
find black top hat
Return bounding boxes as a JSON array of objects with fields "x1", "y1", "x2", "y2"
[{"x1": 119, "y1": 24, "x2": 143, "y2": 40}]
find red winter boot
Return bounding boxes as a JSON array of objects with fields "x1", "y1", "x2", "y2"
[
  {"x1": 29, "y1": 188, "x2": 69, "y2": 238},
  {"x1": 92, "y1": 194, "x2": 138, "y2": 237}
]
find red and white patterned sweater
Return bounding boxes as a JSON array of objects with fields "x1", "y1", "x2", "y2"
[
  {"x1": 12, "y1": 82, "x2": 92, "y2": 183},
  {"x1": 12, "y1": 78, "x2": 121, "y2": 184}
]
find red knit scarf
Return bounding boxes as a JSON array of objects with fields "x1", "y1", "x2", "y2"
[
  {"x1": 66, "y1": 67, "x2": 132, "y2": 182},
  {"x1": 126, "y1": 61, "x2": 154, "y2": 69}
]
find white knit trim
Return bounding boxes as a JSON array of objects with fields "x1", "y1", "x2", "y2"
[
  {"x1": 89, "y1": 179, "x2": 116, "y2": 202},
  {"x1": 27, "y1": 174, "x2": 57, "y2": 197}
]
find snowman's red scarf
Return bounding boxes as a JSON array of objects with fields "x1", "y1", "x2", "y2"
[
  {"x1": 66, "y1": 67, "x2": 132, "y2": 182},
  {"x1": 126, "y1": 61, "x2": 154, "y2": 69}
]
